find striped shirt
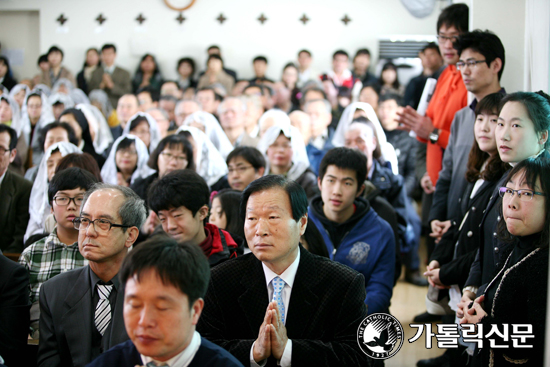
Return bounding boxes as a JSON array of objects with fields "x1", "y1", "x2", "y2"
[{"x1": 19, "y1": 228, "x2": 88, "y2": 304}]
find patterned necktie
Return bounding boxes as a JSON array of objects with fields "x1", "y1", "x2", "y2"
[
  {"x1": 146, "y1": 362, "x2": 169, "y2": 367},
  {"x1": 95, "y1": 283, "x2": 113, "y2": 335},
  {"x1": 271, "y1": 276, "x2": 286, "y2": 323}
]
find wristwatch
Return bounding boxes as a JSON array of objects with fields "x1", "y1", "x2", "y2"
[{"x1": 429, "y1": 128, "x2": 440, "y2": 144}]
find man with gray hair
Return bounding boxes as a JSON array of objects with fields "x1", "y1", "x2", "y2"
[
  {"x1": 219, "y1": 97, "x2": 259, "y2": 148},
  {"x1": 175, "y1": 99, "x2": 201, "y2": 127},
  {"x1": 38, "y1": 183, "x2": 146, "y2": 367},
  {"x1": 304, "y1": 99, "x2": 334, "y2": 175}
]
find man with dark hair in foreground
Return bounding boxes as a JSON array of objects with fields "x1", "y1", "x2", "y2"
[{"x1": 86, "y1": 238, "x2": 244, "y2": 367}]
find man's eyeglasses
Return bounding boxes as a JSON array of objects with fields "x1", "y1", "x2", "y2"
[
  {"x1": 436, "y1": 34, "x2": 459, "y2": 43},
  {"x1": 456, "y1": 60, "x2": 487, "y2": 71},
  {"x1": 160, "y1": 152, "x2": 188, "y2": 163},
  {"x1": 54, "y1": 196, "x2": 84, "y2": 206},
  {"x1": 73, "y1": 217, "x2": 132, "y2": 233},
  {"x1": 498, "y1": 187, "x2": 546, "y2": 201},
  {"x1": 228, "y1": 165, "x2": 254, "y2": 174},
  {"x1": 0, "y1": 147, "x2": 11, "y2": 155}
]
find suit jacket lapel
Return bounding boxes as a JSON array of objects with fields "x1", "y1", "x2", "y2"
[
  {"x1": 238, "y1": 256, "x2": 269, "y2": 335},
  {"x1": 286, "y1": 247, "x2": 318, "y2": 338},
  {"x1": 0, "y1": 171, "x2": 14, "y2": 231},
  {"x1": 63, "y1": 267, "x2": 93, "y2": 367}
]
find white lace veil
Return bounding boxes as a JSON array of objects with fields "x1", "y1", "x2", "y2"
[
  {"x1": 75, "y1": 103, "x2": 113, "y2": 155},
  {"x1": 24, "y1": 142, "x2": 82, "y2": 242},
  {"x1": 1, "y1": 95, "x2": 23, "y2": 137},
  {"x1": 122, "y1": 112, "x2": 161, "y2": 152},
  {"x1": 332, "y1": 101, "x2": 399, "y2": 175},
  {"x1": 100, "y1": 134, "x2": 154, "y2": 185},
  {"x1": 183, "y1": 111, "x2": 233, "y2": 159},
  {"x1": 175, "y1": 125, "x2": 228, "y2": 186},
  {"x1": 256, "y1": 124, "x2": 310, "y2": 181}
]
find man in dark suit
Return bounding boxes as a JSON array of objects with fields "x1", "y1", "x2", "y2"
[
  {"x1": 197, "y1": 175, "x2": 370, "y2": 366},
  {"x1": 0, "y1": 124, "x2": 32, "y2": 253},
  {"x1": 86, "y1": 237, "x2": 244, "y2": 367},
  {"x1": 0, "y1": 255, "x2": 31, "y2": 366},
  {"x1": 38, "y1": 183, "x2": 146, "y2": 367},
  {"x1": 88, "y1": 44, "x2": 132, "y2": 109}
]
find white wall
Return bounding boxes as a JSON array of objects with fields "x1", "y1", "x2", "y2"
[
  {"x1": 469, "y1": 0, "x2": 527, "y2": 92},
  {"x1": 0, "y1": 0, "x2": 443, "y2": 82}
]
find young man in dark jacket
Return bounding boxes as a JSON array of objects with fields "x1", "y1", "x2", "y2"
[
  {"x1": 148, "y1": 169, "x2": 242, "y2": 267},
  {"x1": 308, "y1": 147, "x2": 395, "y2": 314}
]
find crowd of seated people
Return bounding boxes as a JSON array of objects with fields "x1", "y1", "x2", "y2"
[{"x1": 0, "y1": 2, "x2": 549, "y2": 366}]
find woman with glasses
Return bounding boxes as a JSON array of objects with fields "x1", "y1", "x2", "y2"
[
  {"x1": 459, "y1": 91, "x2": 550, "y2": 331},
  {"x1": 256, "y1": 124, "x2": 318, "y2": 199},
  {"x1": 130, "y1": 134, "x2": 194, "y2": 203},
  {"x1": 460, "y1": 158, "x2": 550, "y2": 366},
  {"x1": 100, "y1": 135, "x2": 152, "y2": 187}
]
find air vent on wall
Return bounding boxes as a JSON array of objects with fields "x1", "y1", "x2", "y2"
[{"x1": 378, "y1": 36, "x2": 437, "y2": 59}]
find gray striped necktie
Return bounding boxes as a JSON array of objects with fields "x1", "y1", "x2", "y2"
[{"x1": 95, "y1": 283, "x2": 113, "y2": 335}]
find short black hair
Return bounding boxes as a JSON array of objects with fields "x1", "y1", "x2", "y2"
[
  {"x1": 240, "y1": 175, "x2": 307, "y2": 222},
  {"x1": 48, "y1": 167, "x2": 99, "y2": 206},
  {"x1": 211, "y1": 189, "x2": 244, "y2": 239},
  {"x1": 148, "y1": 169, "x2": 210, "y2": 216},
  {"x1": 361, "y1": 82, "x2": 381, "y2": 97},
  {"x1": 119, "y1": 236, "x2": 210, "y2": 308},
  {"x1": 422, "y1": 42, "x2": 440, "y2": 54},
  {"x1": 207, "y1": 45, "x2": 220, "y2": 52},
  {"x1": 197, "y1": 87, "x2": 223, "y2": 102},
  {"x1": 379, "y1": 93, "x2": 403, "y2": 107},
  {"x1": 0, "y1": 123, "x2": 17, "y2": 150},
  {"x1": 48, "y1": 46, "x2": 63, "y2": 58},
  {"x1": 454, "y1": 30, "x2": 506, "y2": 80},
  {"x1": 101, "y1": 44, "x2": 116, "y2": 53},
  {"x1": 38, "y1": 121, "x2": 78, "y2": 152},
  {"x1": 253, "y1": 56, "x2": 268, "y2": 64},
  {"x1": 226, "y1": 146, "x2": 266, "y2": 171},
  {"x1": 136, "y1": 86, "x2": 159, "y2": 102},
  {"x1": 298, "y1": 49, "x2": 312, "y2": 57},
  {"x1": 207, "y1": 54, "x2": 224, "y2": 65},
  {"x1": 333, "y1": 50, "x2": 349, "y2": 59},
  {"x1": 177, "y1": 57, "x2": 196, "y2": 75},
  {"x1": 354, "y1": 48, "x2": 371, "y2": 59},
  {"x1": 148, "y1": 135, "x2": 195, "y2": 171},
  {"x1": 38, "y1": 54, "x2": 48, "y2": 65},
  {"x1": 319, "y1": 147, "x2": 367, "y2": 193},
  {"x1": 159, "y1": 94, "x2": 178, "y2": 104},
  {"x1": 437, "y1": 3, "x2": 469, "y2": 34}
]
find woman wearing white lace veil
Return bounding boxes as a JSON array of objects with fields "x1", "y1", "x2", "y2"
[
  {"x1": 0, "y1": 95, "x2": 22, "y2": 136},
  {"x1": 20, "y1": 91, "x2": 55, "y2": 165},
  {"x1": 49, "y1": 93, "x2": 75, "y2": 120},
  {"x1": 122, "y1": 112, "x2": 161, "y2": 152},
  {"x1": 24, "y1": 141, "x2": 82, "y2": 241},
  {"x1": 100, "y1": 134, "x2": 153, "y2": 186},
  {"x1": 257, "y1": 124, "x2": 319, "y2": 199},
  {"x1": 183, "y1": 111, "x2": 233, "y2": 159},
  {"x1": 332, "y1": 101, "x2": 399, "y2": 175},
  {"x1": 176, "y1": 125, "x2": 228, "y2": 187},
  {"x1": 52, "y1": 78, "x2": 90, "y2": 105},
  {"x1": 75, "y1": 103, "x2": 113, "y2": 155},
  {"x1": 8, "y1": 83, "x2": 30, "y2": 110}
]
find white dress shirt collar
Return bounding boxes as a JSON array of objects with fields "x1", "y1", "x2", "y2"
[
  {"x1": 0, "y1": 169, "x2": 7, "y2": 188},
  {"x1": 262, "y1": 248, "x2": 300, "y2": 291},
  {"x1": 141, "y1": 330, "x2": 201, "y2": 367}
]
